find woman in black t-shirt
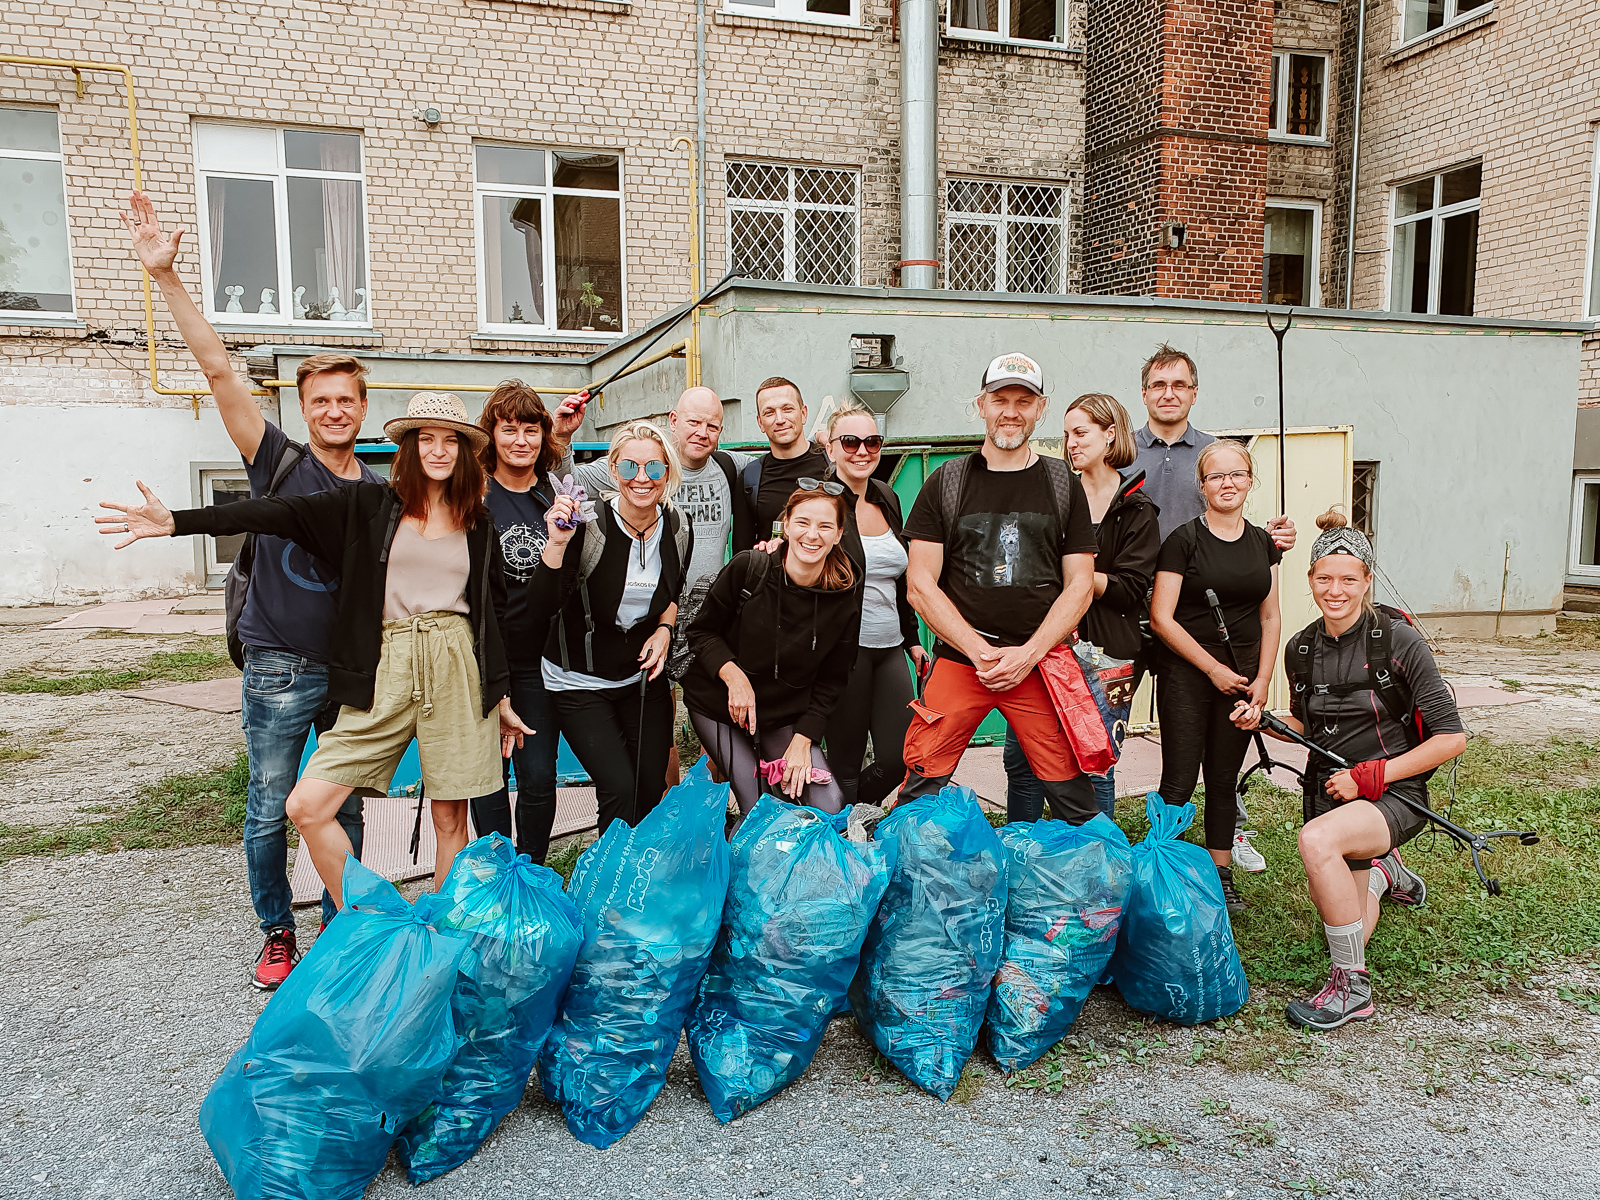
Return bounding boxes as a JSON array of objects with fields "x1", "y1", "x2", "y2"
[{"x1": 1150, "y1": 440, "x2": 1281, "y2": 911}]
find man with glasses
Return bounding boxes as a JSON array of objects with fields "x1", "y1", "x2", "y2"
[{"x1": 1130, "y1": 343, "x2": 1295, "y2": 872}]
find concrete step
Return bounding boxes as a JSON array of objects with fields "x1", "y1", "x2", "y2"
[{"x1": 170, "y1": 593, "x2": 225, "y2": 614}]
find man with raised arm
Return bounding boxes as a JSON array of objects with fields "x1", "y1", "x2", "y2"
[{"x1": 898, "y1": 352, "x2": 1101, "y2": 821}]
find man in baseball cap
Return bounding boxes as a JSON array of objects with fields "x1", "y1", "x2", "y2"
[{"x1": 981, "y1": 351, "x2": 1046, "y2": 396}]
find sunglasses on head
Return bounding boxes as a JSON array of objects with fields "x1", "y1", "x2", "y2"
[
  {"x1": 833, "y1": 433, "x2": 884, "y2": 453},
  {"x1": 616, "y1": 459, "x2": 667, "y2": 481},
  {"x1": 797, "y1": 477, "x2": 846, "y2": 496}
]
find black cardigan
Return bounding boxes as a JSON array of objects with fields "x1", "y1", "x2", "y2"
[
  {"x1": 172, "y1": 485, "x2": 510, "y2": 715},
  {"x1": 1078, "y1": 469, "x2": 1161, "y2": 661},
  {"x1": 527, "y1": 499, "x2": 691, "y2": 683},
  {"x1": 837, "y1": 475, "x2": 921, "y2": 652},
  {"x1": 682, "y1": 549, "x2": 862, "y2": 742}
]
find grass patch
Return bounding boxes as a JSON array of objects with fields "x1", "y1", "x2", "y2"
[
  {"x1": 545, "y1": 835, "x2": 585, "y2": 885},
  {"x1": 0, "y1": 745, "x2": 43, "y2": 764},
  {"x1": 1116, "y1": 736, "x2": 1600, "y2": 1002},
  {"x1": 0, "y1": 647, "x2": 235, "y2": 695},
  {"x1": 0, "y1": 751, "x2": 249, "y2": 863}
]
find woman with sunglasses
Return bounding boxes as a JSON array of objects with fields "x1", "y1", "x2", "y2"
[
  {"x1": 682, "y1": 486, "x2": 861, "y2": 815},
  {"x1": 1150, "y1": 440, "x2": 1282, "y2": 912},
  {"x1": 818, "y1": 401, "x2": 928, "y2": 807},
  {"x1": 534, "y1": 421, "x2": 692, "y2": 832}
]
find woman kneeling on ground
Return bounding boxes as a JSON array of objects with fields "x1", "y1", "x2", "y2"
[
  {"x1": 1232, "y1": 509, "x2": 1465, "y2": 1031},
  {"x1": 683, "y1": 486, "x2": 861, "y2": 814},
  {"x1": 98, "y1": 392, "x2": 530, "y2": 908}
]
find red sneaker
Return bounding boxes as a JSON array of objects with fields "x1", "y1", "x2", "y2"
[{"x1": 252, "y1": 928, "x2": 300, "y2": 991}]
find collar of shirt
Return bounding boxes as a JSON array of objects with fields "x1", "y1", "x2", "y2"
[{"x1": 1136, "y1": 424, "x2": 1200, "y2": 450}]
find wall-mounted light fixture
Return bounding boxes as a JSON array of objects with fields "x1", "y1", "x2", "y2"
[{"x1": 412, "y1": 106, "x2": 443, "y2": 127}]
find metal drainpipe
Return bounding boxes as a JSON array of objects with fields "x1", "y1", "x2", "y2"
[
  {"x1": 1342, "y1": 0, "x2": 1368, "y2": 309},
  {"x1": 899, "y1": 0, "x2": 939, "y2": 290},
  {"x1": 697, "y1": 0, "x2": 708, "y2": 271}
]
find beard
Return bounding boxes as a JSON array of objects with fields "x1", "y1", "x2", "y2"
[{"x1": 991, "y1": 424, "x2": 1032, "y2": 451}]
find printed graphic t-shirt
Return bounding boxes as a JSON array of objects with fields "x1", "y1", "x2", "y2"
[
  {"x1": 486, "y1": 476, "x2": 552, "y2": 665},
  {"x1": 675, "y1": 450, "x2": 753, "y2": 587},
  {"x1": 235, "y1": 421, "x2": 381, "y2": 662},
  {"x1": 903, "y1": 453, "x2": 1097, "y2": 664}
]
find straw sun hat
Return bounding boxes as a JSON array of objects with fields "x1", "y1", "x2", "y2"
[{"x1": 383, "y1": 391, "x2": 490, "y2": 452}]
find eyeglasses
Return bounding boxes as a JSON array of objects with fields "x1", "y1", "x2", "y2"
[
  {"x1": 1202, "y1": 470, "x2": 1252, "y2": 485},
  {"x1": 616, "y1": 459, "x2": 667, "y2": 481},
  {"x1": 797, "y1": 477, "x2": 846, "y2": 496},
  {"x1": 1145, "y1": 382, "x2": 1197, "y2": 394},
  {"x1": 832, "y1": 433, "x2": 884, "y2": 453}
]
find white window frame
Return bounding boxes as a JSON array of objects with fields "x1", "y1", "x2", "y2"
[
  {"x1": 725, "y1": 161, "x2": 861, "y2": 287},
  {"x1": 1263, "y1": 199, "x2": 1323, "y2": 308},
  {"x1": 192, "y1": 123, "x2": 373, "y2": 329},
  {"x1": 0, "y1": 106, "x2": 77, "y2": 318},
  {"x1": 720, "y1": 0, "x2": 859, "y2": 28},
  {"x1": 1568, "y1": 472, "x2": 1600, "y2": 581},
  {"x1": 1385, "y1": 163, "x2": 1482, "y2": 315},
  {"x1": 1269, "y1": 51, "x2": 1329, "y2": 143},
  {"x1": 944, "y1": 179, "x2": 1070, "y2": 295},
  {"x1": 1400, "y1": 0, "x2": 1494, "y2": 47},
  {"x1": 201, "y1": 468, "x2": 250, "y2": 580},
  {"x1": 1584, "y1": 128, "x2": 1600, "y2": 321},
  {"x1": 946, "y1": 0, "x2": 1069, "y2": 48},
  {"x1": 473, "y1": 144, "x2": 628, "y2": 340}
]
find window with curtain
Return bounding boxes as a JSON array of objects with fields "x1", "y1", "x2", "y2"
[
  {"x1": 475, "y1": 145, "x2": 624, "y2": 336},
  {"x1": 194, "y1": 123, "x2": 369, "y2": 325},
  {"x1": 1269, "y1": 52, "x2": 1328, "y2": 141},
  {"x1": 1389, "y1": 162, "x2": 1481, "y2": 316},
  {"x1": 0, "y1": 107, "x2": 75, "y2": 315}
]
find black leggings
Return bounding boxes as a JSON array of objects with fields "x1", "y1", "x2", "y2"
[
  {"x1": 552, "y1": 675, "x2": 674, "y2": 834},
  {"x1": 1155, "y1": 645, "x2": 1257, "y2": 853},
  {"x1": 823, "y1": 645, "x2": 915, "y2": 807},
  {"x1": 688, "y1": 710, "x2": 845, "y2": 816}
]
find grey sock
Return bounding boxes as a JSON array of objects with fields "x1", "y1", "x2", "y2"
[
  {"x1": 1323, "y1": 919, "x2": 1366, "y2": 972},
  {"x1": 1368, "y1": 867, "x2": 1389, "y2": 899}
]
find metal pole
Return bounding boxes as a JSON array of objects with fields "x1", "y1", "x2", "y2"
[
  {"x1": 1267, "y1": 309, "x2": 1293, "y2": 516},
  {"x1": 1342, "y1": 0, "x2": 1368, "y2": 308},
  {"x1": 696, "y1": 0, "x2": 708, "y2": 272},
  {"x1": 898, "y1": 0, "x2": 939, "y2": 290}
]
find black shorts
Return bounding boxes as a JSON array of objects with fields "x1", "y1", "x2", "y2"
[{"x1": 1303, "y1": 778, "x2": 1430, "y2": 868}]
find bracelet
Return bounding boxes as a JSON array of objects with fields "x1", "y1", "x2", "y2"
[{"x1": 656, "y1": 621, "x2": 675, "y2": 635}]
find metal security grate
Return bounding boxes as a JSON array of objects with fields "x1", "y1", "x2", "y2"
[
  {"x1": 1352, "y1": 461, "x2": 1379, "y2": 540},
  {"x1": 727, "y1": 161, "x2": 859, "y2": 286},
  {"x1": 946, "y1": 179, "x2": 1068, "y2": 294}
]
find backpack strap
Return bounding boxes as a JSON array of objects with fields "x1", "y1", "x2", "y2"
[
  {"x1": 936, "y1": 454, "x2": 974, "y2": 533},
  {"x1": 557, "y1": 514, "x2": 607, "y2": 674},
  {"x1": 1037, "y1": 454, "x2": 1078, "y2": 541},
  {"x1": 1366, "y1": 607, "x2": 1418, "y2": 737},
  {"x1": 740, "y1": 456, "x2": 764, "y2": 539},
  {"x1": 716, "y1": 450, "x2": 753, "y2": 553},
  {"x1": 266, "y1": 440, "x2": 306, "y2": 495},
  {"x1": 1284, "y1": 619, "x2": 1318, "y2": 729}
]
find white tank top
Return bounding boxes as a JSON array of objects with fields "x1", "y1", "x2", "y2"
[{"x1": 858, "y1": 529, "x2": 908, "y2": 649}]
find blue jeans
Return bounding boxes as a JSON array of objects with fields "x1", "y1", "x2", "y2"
[
  {"x1": 468, "y1": 665, "x2": 560, "y2": 864},
  {"x1": 242, "y1": 648, "x2": 364, "y2": 931},
  {"x1": 1003, "y1": 726, "x2": 1116, "y2": 823}
]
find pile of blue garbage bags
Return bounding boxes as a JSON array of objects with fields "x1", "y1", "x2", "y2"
[{"x1": 198, "y1": 777, "x2": 1247, "y2": 1196}]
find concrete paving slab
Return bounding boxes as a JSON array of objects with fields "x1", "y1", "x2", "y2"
[
  {"x1": 129, "y1": 612, "x2": 227, "y2": 634},
  {"x1": 124, "y1": 677, "x2": 243, "y2": 714},
  {"x1": 43, "y1": 597, "x2": 184, "y2": 629}
]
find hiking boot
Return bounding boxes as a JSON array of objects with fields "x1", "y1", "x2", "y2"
[
  {"x1": 1216, "y1": 864, "x2": 1246, "y2": 913},
  {"x1": 1284, "y1": 966, "x2": 1375, "y2": 1031},
  {"x1": 1231, "y1": 829, "x2": 1267, "y2": 873},
  {"x1": 252, "y1": 928, "x2": 299, "y2": 991},
  {"x1": 1371, "y1": 849, "x2": 1426, "y2": 908}
]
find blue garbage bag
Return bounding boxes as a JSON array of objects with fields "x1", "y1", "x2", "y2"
[
  {"x1": 687, "y1": 799, "x2": 894, "y2": 1122},
  {"x1": 397, "y1": 833, "x2": 584, "y2": 1182},
  {"x1": 538, "y1": 756, "x2": 732, "y2": 1148},
  {"x1": 198, "y1": 858, "x2": 464, "y2": 1200},
  {"x1": 1109, "y1": 794, "x2": 1249, "y2": 1025},
  {"x1": 848, "y1": 786, "x2": 1008, "y2": 1100},
  {"x1": 986, "y1": 815, "x2": 1134, "y2": 1070}
]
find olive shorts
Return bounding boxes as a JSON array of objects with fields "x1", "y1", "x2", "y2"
[{"x1": 304, "y1": 612, "x2": 501, "y2": 800}]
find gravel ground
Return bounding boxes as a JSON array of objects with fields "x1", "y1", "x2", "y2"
[{"x1": 4, "y1": 843, "x2": 1599, "y2": 1200}]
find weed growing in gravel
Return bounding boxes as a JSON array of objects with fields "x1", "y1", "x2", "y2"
[
  {"x1": 948, "y1": 1062, "x2": 985, "y2": 1104},
  {"x1": 1285, "y1": 1174, "x2": 1331, "y2": 1197},
  {"x1": 1128, "y1": 1122, "x2": 1174, "y2": 1150},
  {"x1": 1199, "y1": 1097, "x2": 1229, "y2": 1116},
  {"x1": 544, "y1": 835, "x2": 585, "y2": 884},
  {"x1": 0, "y1": 751, "x2": 249, "y2": 862},
  {"x1": 0, "y1": 745, "x2": 42, "y2": 763},
  {"x1": 1557, "y1": 986, "x2": 1600, "y2": 1014},
  {"x1": 0, "y1": 647, "x2": 236, "y2": 694}
]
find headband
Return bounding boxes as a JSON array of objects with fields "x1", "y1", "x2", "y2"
[{"x1": 1310, "y1": 525, "x2": 1375, "y2": 571}]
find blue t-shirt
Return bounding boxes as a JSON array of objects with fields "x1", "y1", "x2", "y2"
[
  {"x1": 234, "y1": 421, "x2": 381, "y2": 662},
  {"x1": 485, "y1": 476, "x2": 552, "y2": 665}
]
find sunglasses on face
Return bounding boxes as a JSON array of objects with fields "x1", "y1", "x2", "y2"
[
  {"x1": 797, "y1": 477, "x2": 846, "y2": 496},
  {"x1": 616, "y1": 459, "x2": 668, "y2": 481},
  {"x1": 833, "y1": 433, "x2": 884, "y2": 453}
]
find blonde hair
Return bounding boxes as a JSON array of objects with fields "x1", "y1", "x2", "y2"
[
  {"x1": 1065, "y1": 393, "x2": 1136, "y2": 471},
  {"x1": 606, "y1": 420, "x2": 682, "y2": 498},
  {"x1": 1195, "y1": 439, "x2": 1256, "y2": 490},
  {"x1": 825, "y1": 399, "x2": 877, "y2": 439}
]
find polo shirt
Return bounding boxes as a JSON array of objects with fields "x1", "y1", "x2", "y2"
[{"x1": 1126, "y1": 423, "x2": 1217, "y2": 542}]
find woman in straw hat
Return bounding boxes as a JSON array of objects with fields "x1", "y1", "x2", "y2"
[{"x1": 98, "y1": 391, "x2": 532, "y2": 909}]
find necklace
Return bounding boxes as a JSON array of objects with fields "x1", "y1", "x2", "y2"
[{"x1": 614, "y1": 503, "x2": 662, "y2": 566}]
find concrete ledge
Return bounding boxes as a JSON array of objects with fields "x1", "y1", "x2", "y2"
[{"x1": 1384, "y1": 7, "x2": 1497, "y2": 67}]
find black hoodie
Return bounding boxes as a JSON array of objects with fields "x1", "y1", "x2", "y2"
[
  {"x1": 682, "y1": 548, "x2": 862, "y2": 741},
  {"x1": 1078, "y1": 469, "x2": 1160, "y2": 661}
]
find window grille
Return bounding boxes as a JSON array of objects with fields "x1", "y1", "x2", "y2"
[
  {"x1": 727, "y1": 162, "x2": 859, "y2": 287},
  {"x1": 946, "y1": 180, "x2": 1067, "y2": 294},
  {"x1": 1352, "y1": 462, "x2": 1379, "y2": 541}
]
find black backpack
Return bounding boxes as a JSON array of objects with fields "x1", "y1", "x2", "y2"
[
  {"x1": 666, "y1": 549, "x2": 774, "y2": 682},
  {"x1": 223, "y1": 439, "x2": 305, "y2": 669},
  {"x1": 930, "y1": 450, "x2": 1082, "y2": 546},
  {"x1": 1284, "y1": 603, "x2": 1441, "y2": 778}
]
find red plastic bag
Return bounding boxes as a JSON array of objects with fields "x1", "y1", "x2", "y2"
[{"x1": 1036, "y1": 645, "x2": 1117, "y2": 777}]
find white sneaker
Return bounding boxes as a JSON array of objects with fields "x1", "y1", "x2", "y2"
[{"x1": 1231, "y1": 830, "x2": 1267, "y2": 873}]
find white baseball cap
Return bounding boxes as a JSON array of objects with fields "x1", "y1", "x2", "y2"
[{"x1": 982, "y1": 352, "x2": 1045, "y2": 396}]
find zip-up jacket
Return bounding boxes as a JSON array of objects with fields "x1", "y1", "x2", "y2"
[
  {"x1": 837, "y1": 475, "x2": 921, "y2": 652},
  {"x1": 172, "y1": 484, "x2": 510, "y2": 715},
  {"x1": 1078, "y1": 469, "x2": 1160, "y2": 661},
  {"x1": 682, "y1": 548, "x2": 862, "y2": 741}
]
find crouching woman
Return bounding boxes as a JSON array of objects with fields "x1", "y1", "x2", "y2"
[
  {"x1": 97, "y1": 392, "x2": 530, "y2": 907},
  {"x1": 682, "y1": 487, "x2": 861, "y2": 814},
  {"x1": 1232, "y1": 509, "x2": 1465, "y2": 1031}
]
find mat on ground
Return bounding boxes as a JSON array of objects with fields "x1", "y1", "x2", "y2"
[
  {"x1": 1109, "y1": 794, "x2": 1248, "y2": 1025},
  {"x1": 849, "y1": 785, "x2": 1008, "y2": 1101},
  {"x1": 687, "y1": 798, "x2": 894, "y2": 1122},
  {"x1": 198, "y1": 859, "x2": 463, "y2": 1200},
  {"x1": 987, "y1": 814, "x2": 1133, "y2": 1071},
  {"x1": 397, "y1": 834, "x2": 583, "y2": 1183},
  {"x1": 538, "y1": 756, "x2": 732, "y2": 1148}
]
